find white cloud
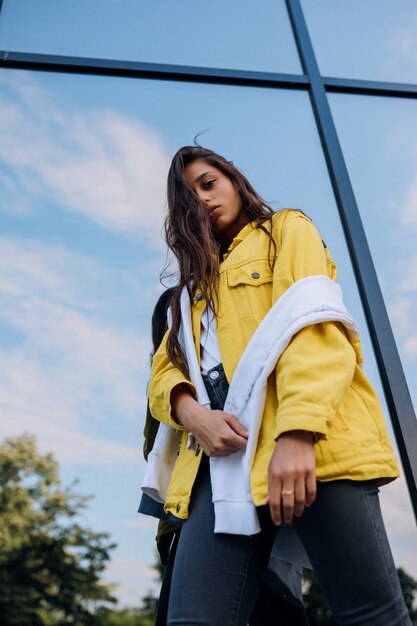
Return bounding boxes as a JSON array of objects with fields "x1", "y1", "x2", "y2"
[
  {"x1": 0, "y1": 407, "x2": 137, "y2": 465},
  {"x1": 0, "y1": 237, "x2": 151, "y2": 465},
  {"x1": 105, "y1": 555, "x2": 160, "y2": 607},
  {"x1": 386, "y1": 10, "x2": 417, "y2": 83},
  {"x1": 387, "y1": 296, "x2": 414, "y2": 337},
  {"x1": 120, "y1": 517, "x2": 158, "y2": 530},
  {"x1": 0, "y1": 71, "x2": 170, "y2": 247},
  {"x1": 402, "y1": 173, "x2": 417, "y2": 230},
  {"x1": 396, "y1": 254, "x2": 417, "y2": 294},
  {"x1": 108, "y1": 556, "x2": 156, "y2": 581},
  {"x1": 393, "y1": 19, "x2": 417, "y2": 68},
  {"x1": 385, "y1": 253, "x2": 417, "y2": 360},
  {"x1": 403, "y1": 335, "x2": 417, "y2": 359},
  {"x1": 0, "y1": 237, "x2": 105, "y2": 309}
]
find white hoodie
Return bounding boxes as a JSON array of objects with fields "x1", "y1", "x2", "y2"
[{"x1": 142, "y1": 274, "x2": 359, "y2": 538}]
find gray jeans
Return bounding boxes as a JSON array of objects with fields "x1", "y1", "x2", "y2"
[{"x1": 167, "y1": 364, "x2": 410, "y2": 626}]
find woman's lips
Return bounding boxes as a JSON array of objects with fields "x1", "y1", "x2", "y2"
[{"x1": 209, "y1": 206, "x2": 220, "y2": 220}]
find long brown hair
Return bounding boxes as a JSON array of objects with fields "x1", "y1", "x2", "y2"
[{"x1": 164, "y1": 145, "x2": 276, "y2": 376}]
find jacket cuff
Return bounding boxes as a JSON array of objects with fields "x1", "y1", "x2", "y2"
[
  {"x1": 273, "y1": 408, "x2": 329, "y2": 441},
  {"x1": 150, "y1": 376, "x2": 197, "y2": 429}
]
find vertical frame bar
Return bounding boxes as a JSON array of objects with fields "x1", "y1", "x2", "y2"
[
  {"x1": 286, "y1": 0, "x2": 417, "y2": 521},
  {"x1": 0, "y1": 0, "x2": 415, "y2": 522}
]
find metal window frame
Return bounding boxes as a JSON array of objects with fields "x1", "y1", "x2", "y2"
[{"x1": 1, "y1": 0, "x2": 416, "y2": 521}]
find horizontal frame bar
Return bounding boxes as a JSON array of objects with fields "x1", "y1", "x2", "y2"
[
  {"x1": 0, "y1": 51, "x2": 309, "y2": 90},
  {"x1": 324, "y1": 76, "x2": 417, "y2": 99},
  {"x1": 2, "y1": 51, "x2": 417, "y2": 99}
]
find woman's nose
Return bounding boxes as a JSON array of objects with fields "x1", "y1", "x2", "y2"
[{"x1": 199, "y1": 191, "x2": 211, "y2": 206}]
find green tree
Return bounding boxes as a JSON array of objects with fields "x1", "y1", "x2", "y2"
[
  {"x1": 398, "y1": 567, "x2": 417, "y2": 624},
  {"x1": 98, "y1": 607, "x2": 146, "y2": 626},
  {"x1": 303, "y1": 567, "x2": 417, "y2": 625},
  {"x1": 302, "y1": 569, "x2": 337, "y2": 625},
  {"x1": 99, "y1": 553, "x2": 162, "y2": 626},
  {"x1": 0, "y1": 435, "x2": 116, "y2": 625}
]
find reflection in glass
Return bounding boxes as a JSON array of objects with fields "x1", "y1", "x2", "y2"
[
  {"x1": 330, "y1": 90, "x2": 417, "y2": 569},
  {"x1": 302, "y1": 0, "x2": 417, "y2": 83},
  {"x1": 329, "y1": 93, "x2": 417, "y2": 411},
  {"x1": 0, "y1": 0, "x2": 302, "y2": 74},
  {"x1": 0, "y1": 69, "x2": 415, "y2": 604}
]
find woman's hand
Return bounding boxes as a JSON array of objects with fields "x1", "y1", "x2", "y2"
[
  {"x1": 171, "y1": 384, "x2": 248, "y2": 457},
  {"x1": 267, "y1": 430, "x2": 317, "y2": 525},
  {"x1": 186, "y1": 406, "x2": 248, "y2": 457}
]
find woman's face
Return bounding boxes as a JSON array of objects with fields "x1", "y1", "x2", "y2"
[{"x1": 184, "y1": 159, "x2": 248, "y2": 247}]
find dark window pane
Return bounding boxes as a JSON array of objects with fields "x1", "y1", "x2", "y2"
[
  {"x1": 0, "y1": 0, "x2": 302, "y2": 73},
  {"x1": 302, "y1": 0, "x2": 417, "y2": 83}
]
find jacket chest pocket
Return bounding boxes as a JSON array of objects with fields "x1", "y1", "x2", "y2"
[
  {"x1": 226, "y1": 259, "x2": 273, "y2": 319},
  {"x1": 226, "y1": 259, "x2": 273, "y2": 288}
]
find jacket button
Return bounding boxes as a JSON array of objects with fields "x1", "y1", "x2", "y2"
[
  {"x1": 209, "y1": 370, "x2": 219, "y2": 380},
  {"x1": 176, "y1": 503, "x2": 181, "y2": 513},
  {"x1": 251, "y1": 272, "x2": 260, "y2": 279},
  {"x1": 196, "y1": 292, "x2": 203, "y2": 301}
]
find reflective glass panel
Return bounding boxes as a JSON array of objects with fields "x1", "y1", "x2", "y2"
[
  {"x1": 0, "y1": 69, "x2": 415, "y2": 605},
  {"x1": 0, "y1": 0, "x2": 302, "y2": 74},
  {"x1": 330, "y1": 89, "x2": 417, "y2": 570},
  {"x1": 302, "y1": 0, "x2": 417, "y2": 83}
]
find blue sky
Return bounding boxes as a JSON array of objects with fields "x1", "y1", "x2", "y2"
[
  {"x1": 0, "y1": 0, "x2": 417, "y2": 607},
  {"x1": 0, "y1": 0, "x2": 300, "y2": 73}
]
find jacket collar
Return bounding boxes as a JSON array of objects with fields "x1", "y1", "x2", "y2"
[{"x1": 222, "y1": 221, "x2": 256, "y2": 262}]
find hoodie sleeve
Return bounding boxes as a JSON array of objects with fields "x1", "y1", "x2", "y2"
[
  {"x1": 272, "y1": 211, "x2": 357, "y2": 440},
  {"x1": 148, "y1": 329, "x2": 196, "y2": 429}
]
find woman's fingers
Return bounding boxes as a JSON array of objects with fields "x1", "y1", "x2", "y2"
[
  {"x1": 281, "y1": 471, "x2": 316, "y2": 522},
  {"x1": 293, "y1": 476, "x2": 306, "y2": 519},
  {"x1": 268, "y1": 430, "x2": 317, "y2": 525},
  {"x1": 210, "y1": 411, "x2": 248, "y2": 453},
  {"x1": 223, "y1": 430, "x2": 247, "y2": 451},
  {"x1": 305, "y1": 468, "x2": 317, "y2": 507},
  {"x1": 209, "y1": 428, "x2": 247, "y2": 455},
  {"x1": 282, "y1": 488, "x2": 296, "y2": 523},
  {"x1": 225, "y1": 413, "x2": 249, "y2": 439},
  {"x1": 267, "y1": 471, "x2": 282, "y2": 525},
  {"x1": 279, "y1": 476, "x2": 308, "y2": 523},
  {"x1": 191, "y1": 410, "x2": 248, "y2": 457}
]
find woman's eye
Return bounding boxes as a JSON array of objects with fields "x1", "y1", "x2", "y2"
[{"x1": 202, "y1": 179, "x2": 215, "y2": 189}]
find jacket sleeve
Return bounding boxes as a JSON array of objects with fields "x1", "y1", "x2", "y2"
[
  {"x1": 272, "y1": 211, "x2": 357, "y2": 440},
  {"x1": 148, "y1": 329, "x2": 197, "y2": 429}
]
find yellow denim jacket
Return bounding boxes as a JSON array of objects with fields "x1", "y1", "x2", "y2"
[{"x1": 149, "y1": 209, "x2": 399, "y2": 521}]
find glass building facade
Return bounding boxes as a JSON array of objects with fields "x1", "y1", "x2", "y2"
[{"x1": 1, "y1": 0, "x2": 416, "y2": 606}]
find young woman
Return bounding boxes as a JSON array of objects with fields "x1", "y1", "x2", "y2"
[
  {"x1": 147, "y1": 145, "x2": 410, "y2": 625},
  {"x1": 141, "y1": 288, "x2": 309, "y2": 626}
]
